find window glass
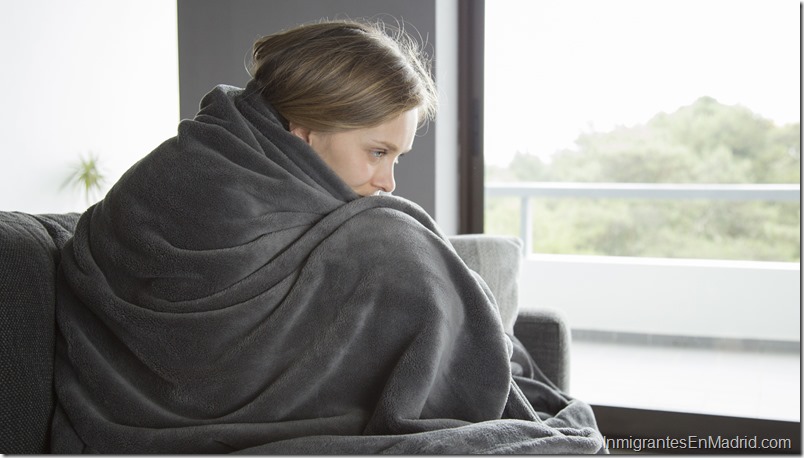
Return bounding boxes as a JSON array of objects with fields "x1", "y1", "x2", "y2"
[
  {"x1": 484, "y1": 0, "x2": 800, "y2": 262},
  {"x1": 484, "y1": 0, "x2": 800, "y2": 421}
]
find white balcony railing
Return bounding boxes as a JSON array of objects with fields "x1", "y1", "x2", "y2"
[
  {"x1": 485, "y1": 182, "x2": 801, "y2": 255},
  {"x1": 485, "y1": 182, "x2": 801, "y2": 342}
]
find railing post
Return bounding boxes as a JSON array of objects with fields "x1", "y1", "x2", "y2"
[{"x1": 519, "y1": 196, "x2": 532, "y2": 255}]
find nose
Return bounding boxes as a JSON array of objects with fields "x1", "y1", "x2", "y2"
[{"x1": 372, "y1": 162, "x2": 396, "y2": 194}]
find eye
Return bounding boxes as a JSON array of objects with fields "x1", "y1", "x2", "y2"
[{"x1": 370, "y1": 149, "x2": 387, "y2": 159}]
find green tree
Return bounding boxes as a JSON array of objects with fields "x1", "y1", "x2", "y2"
[{"x1": 484, "y1": 97, "x2": 800, "y2": 262}]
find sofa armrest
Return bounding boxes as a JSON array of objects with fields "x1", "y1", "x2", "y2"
[
  {"x1": 513, "y1": 308, "x2": 571, "y2": 393},
  {"x1": 0, "y1": 212, "x2": 79, "y2": 453}
]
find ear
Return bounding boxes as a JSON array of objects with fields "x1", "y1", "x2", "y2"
[{"x1": 288, "y1": 122, "x2": 312, "y2": 144}]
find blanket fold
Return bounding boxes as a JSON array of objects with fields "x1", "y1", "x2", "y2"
[{"x1": 51, "y1": 81, "x2": 604, "y2": 454}]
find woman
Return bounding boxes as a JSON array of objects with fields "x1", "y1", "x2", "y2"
[
  {"x1": 51, "y1": 20, "x2": 604, "y2": 454},
  {"x1": 251, "y1": 20, "x2": 437, "y2": 197}
]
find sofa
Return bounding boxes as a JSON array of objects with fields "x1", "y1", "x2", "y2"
[{"x1": 0, "y1": 210, "x2": 571, "y2": 454}]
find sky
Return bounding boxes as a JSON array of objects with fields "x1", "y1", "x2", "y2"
[{"x1": 484, "y1": 0, "x2": 801, "y2": 166}]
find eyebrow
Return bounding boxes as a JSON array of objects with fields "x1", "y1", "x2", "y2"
[{"x1": 370, "y1": 140, "x2": 410, "y2": 154}]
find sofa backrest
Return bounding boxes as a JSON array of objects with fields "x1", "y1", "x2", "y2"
[{"x1": 0, "y1": 211, "x2": 79, "y2": 454}]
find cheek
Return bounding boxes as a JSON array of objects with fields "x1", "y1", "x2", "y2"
[
  {"x1": 349, "y1": 160, "x2": 375, "y2": 184},
  {"x1": 326, "y1": 152, "x2": 368, "y2": 186},
  {"x1": 339, "y1": 152, "x2": 370, "y2": 177}
]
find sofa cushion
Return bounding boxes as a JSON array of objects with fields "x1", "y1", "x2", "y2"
[
  {"x1": 0, "y1": 212, "x2": 79, "y2": 453},
  {"x1": 448, "y1": 235, "x2": 522, "y2": 335}
]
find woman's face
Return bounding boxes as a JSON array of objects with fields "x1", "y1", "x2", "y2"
[{"x1": 290, "y1": 109, "x2": 418, "y2": 196}]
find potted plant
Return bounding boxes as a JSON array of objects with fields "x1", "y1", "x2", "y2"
[{"x1": 62, "y1": 152, "x2": 107, "y2": 206}]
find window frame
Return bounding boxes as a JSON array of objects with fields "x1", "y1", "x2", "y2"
[{"x1": 458, "y1": 0, "x2": 485, "y2": 234}]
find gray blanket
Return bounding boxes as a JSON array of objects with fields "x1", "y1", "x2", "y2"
[{"x1": 51, "y1": 82, "x2": 604, "y2": 453}]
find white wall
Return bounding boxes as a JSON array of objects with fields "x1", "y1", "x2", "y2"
[
  {"x1": 0, "y1": 0, "x2": 179, "y2": 214},
  {"x1": 434, "y1": 0, "x2": 459, "y2": 235}
]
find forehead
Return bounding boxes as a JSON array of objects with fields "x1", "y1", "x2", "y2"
[{"x1": 361, "y1": 109, "x2": 419, "y2": 150}]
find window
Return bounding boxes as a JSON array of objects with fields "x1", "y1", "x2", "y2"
[
  {"x1": 485, "y1": 0, "x2": 799, "y2": 262},
  {"x1": 483, "y1": 0, "x2": 800, "y2": 422}
]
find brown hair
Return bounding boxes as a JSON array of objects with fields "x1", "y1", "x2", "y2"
[{"x1": 249, "y1": 19, "x2": 437, "y2": 132}]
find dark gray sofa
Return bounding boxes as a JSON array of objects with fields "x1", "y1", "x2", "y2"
[{"x1": 0, "y1": 210, "x2": 571, "y2": 453}]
